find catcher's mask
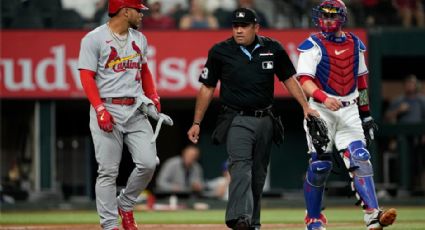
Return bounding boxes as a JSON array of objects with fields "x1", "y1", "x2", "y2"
[{"x1": 312, "y1": 0, "x2": 347, "y2": 33}]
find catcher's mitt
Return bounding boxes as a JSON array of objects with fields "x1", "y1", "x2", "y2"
[{"x1": 307, "y1": 115, "x2": 330, "y2": 154}]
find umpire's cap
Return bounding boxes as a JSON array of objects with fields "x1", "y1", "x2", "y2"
[{"x1": 232, "y1": 8, "x2": 258, "y2": 24}]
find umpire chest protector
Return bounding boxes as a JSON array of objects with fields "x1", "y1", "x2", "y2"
[
  {"x1": 310, "y1": 32, "x2": 362, "y2": 96},
  {"x1": 200, "y1": 36, "x2": 294, "y2": 110}
]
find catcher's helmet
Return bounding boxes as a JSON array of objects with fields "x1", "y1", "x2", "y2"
[
  {"x1": 108, "y1": 0, "x2": 148, "y2": 15},
  {"x1": 312, "y1": 0, "x2": 347, "y2": 33}
]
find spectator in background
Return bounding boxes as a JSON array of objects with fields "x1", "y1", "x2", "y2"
[
  {"x1": 205, "y1": 0, "x2": 237, "y2": 28},
  {"x1": 179, "y1": 0, "x2": 219, "y2": 30},
  {"x1": 158, "y1": 0, "x2": 188, "y2": 15},
  {"x1": 156, "y1": 145, "x2": 204, "y2": 194},
  {"x1": 204, "y1": 161, "x2": 231, "y2": 200},
  {"x1": 385, "y1": 74, "x2": 425, "y2": 123},
  {"x1": 205, "y1": 0, "x2": 237, "y2": 13},
  {"x1": 143, "y1": 0, "x2": 176, "y2": 29},
  {"x1": 360, "y1": 0, "x2": 381, "y2": 26},
  {"x1": 385, "y1": 74, "x2": 425, "y2": 191},
  {"x1": 61, "y1": 0, "x2": 98, "y2": 21},
  {"x1": 93, "y1": 0, "x2": 108, "y2": 26},
  {"x1": 237, "y1": 0, "x2": 269, "y2": 28},
  {"x1": 148, "y1": 0, "x2": 189, "y2": 26},
  {"x1": 392, "y1": 0, "x2": 425, "y2": 27}
]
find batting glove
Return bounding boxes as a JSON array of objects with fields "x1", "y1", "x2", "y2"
[
  {"x1": 95, "y1": 104, "x2": 115, "y2": 132},
  {"x1": 362, "y1": 116, "x2": 378, "y2": 146}
]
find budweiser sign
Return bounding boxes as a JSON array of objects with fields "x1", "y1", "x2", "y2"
[{"x1": 0, "y1": 30, "x2": 366, "y2": 98}]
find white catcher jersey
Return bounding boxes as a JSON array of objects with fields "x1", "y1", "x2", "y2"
[{"x1": 78, "y1": 24, "x2": 148, "y2": 98}]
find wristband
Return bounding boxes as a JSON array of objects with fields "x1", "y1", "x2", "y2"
[
  {"x1": 95, "y1": 104, "x2": 105, "y2": 113},
  {"x1": 312, "y1": 89, "x2": 328, "y2": 103},
  {"x1": 193, "y1": 121, "x2": 201, "y2": 126}
]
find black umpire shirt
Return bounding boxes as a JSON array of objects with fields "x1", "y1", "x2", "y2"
[{"x1": 199, "y1": 35, "x2": 296, "y2": 110}]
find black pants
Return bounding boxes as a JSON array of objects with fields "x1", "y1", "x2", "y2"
[{"x1": 225, "y1": 115, "x2": 274, "y2": 229}]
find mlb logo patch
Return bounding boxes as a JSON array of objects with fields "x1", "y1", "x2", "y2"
[
  {"x1": 236, "y1": 12, "x2": 245, "y2": 18},
  {"x1": 262, "y1": 61, "x2": 273, "y2": 70}
]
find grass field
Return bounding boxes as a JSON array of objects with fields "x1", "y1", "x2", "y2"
[{"x1": 1, "y1": 207, "x2": 424, "y2": 229}]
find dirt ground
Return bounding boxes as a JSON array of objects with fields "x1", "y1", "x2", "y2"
[{"x1": 0, "y1": 223, "x2": 358, "y2": 230}]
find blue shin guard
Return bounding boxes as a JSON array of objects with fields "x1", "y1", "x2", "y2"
[
  {"x1": 304, "y1": 153, "x2": 332, "y2": 218},
  {"x1": 304, "y1": 181, "x2": 324, "y2": 218},
  {"x1": 343, "y1": 140, "x2": 379, "y2": 210},
  {"x1": 352, "y1": 176, "x2": 379, "y2": 209}
]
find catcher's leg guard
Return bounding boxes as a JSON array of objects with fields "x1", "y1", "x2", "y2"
[
  {"x1": 341, "y1": 140, "x2": 379, "y2": 210},
  {"x1": 304, "y1": 152, "x2": 332, "y2": 219}
]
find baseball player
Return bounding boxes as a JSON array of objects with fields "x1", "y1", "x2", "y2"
[
  {"x1": 296, "y1": 1, "x2": 397, "y2": 230},
  {"x1": 78, "y1": 1, "x2": 172, "y2": 230}
]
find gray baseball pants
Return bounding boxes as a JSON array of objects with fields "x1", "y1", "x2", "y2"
[{"x1": 90, "y1": 107, "x2": 157, "y2": 230}]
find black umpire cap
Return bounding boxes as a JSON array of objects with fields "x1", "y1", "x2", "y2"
[{"x1": 232, "y1": 8, "x2": 258, "y2": 24}]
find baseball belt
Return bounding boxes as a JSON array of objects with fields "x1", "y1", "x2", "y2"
[{"x1": 101, "y1": 97, "x2": 135, "y2": 105}]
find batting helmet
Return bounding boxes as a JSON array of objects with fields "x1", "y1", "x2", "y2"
[
  {"x1": 108, "y1": 0, "x2": 148, "y2": 15},
  {"x1": 312, "y1": 0, "x2": 347, "y2": 33}
]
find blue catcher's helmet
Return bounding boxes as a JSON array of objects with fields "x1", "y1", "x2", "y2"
[{"x1": 312, "y1": 0, "x2": 347, "y2": 33}]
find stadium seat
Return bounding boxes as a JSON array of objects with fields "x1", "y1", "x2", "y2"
[
  {"x1": 51, "y1": 9, "x2": 84, "y2": 29},
  {"x1": 10, "y1": 4, "x2": 44, "y2": 29},
  {"x1": 33, "y1": 0, "x2": 62, "y2": 27},
  {"x1": 1, "y1": 0, "x2": 20, "y2": 28}
]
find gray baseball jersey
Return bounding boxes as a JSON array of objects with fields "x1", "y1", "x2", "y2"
[
  {"x1": 78, "y1": 24, "x2": 157, "y2": 230},
  {"x1": 78, "y1": 24, "x2": 153, "y2": 124},
  {"x1": 78, "y1": 24, "x2": 148, "y2": 98}
]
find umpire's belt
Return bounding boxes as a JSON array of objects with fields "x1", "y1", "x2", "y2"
[
  {"x1": 224, "y1": 105, "x2": 272, "y2": 118},
  {"x1": 101, "y1": 97, "x2": 135, "y2": 105}
]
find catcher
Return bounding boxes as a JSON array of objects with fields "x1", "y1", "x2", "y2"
[{"x1": 297, "y1": 1, "x2": 396, "y2": 230}]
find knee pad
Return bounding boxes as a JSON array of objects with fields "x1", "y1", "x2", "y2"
[
  {"x1": 306, "y1": 154, "x2": 333, "y2": 187},
  {"x1": 342, "y1": 140, "x2": 373, "y2": 177}
]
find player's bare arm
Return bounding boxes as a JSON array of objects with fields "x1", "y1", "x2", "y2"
[
  {"x1": 283, "y1": 76, "x2": 319, "y2": 118},
  {"x1": 187, "y1": 84, "x2": 215, "y2": 143}
]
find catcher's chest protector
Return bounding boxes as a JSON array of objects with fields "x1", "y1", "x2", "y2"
[{"x1": 313, "y1": 33, "x2": 359, "y2": 96}]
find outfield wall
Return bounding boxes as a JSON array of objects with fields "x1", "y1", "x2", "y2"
[{"x1": 1, "y1": 29, "x2": 424, "y2": 200}]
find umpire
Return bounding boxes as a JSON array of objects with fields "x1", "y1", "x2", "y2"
[{"x1": 187, "y1": 8, "x2": 318, "y2": 230}]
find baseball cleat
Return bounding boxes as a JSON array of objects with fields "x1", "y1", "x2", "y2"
[
  {"x1": 306, "y1": 221, "x2": 326, "y2": 230},
  {"x1": 378, "y1": 208, "x2": 397, "y2": 227},
  {"x1": 305, "y1": 213, "x2": 327, "y2": 230},
  {"x1": 118, "y1": 207, "x2": 138, "y2": 230},
  {"x1": 365, "y1": 208, "x2": 397, "y2": 229}
]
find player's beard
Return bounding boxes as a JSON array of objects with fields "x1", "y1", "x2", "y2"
[
  {"x1": 129, "y1": 18, "x2": 141, "y2": 30},
  {"x1": 129, "y1": 21, "x2": 140, "y2": 30}
]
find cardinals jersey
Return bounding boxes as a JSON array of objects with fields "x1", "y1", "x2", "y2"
[
  {"x1": 297, "y1": 32, "x2": 368, "y2": 100},
  {"x1": 78, "y1": 24, "x2": 148, "y2": 98}
]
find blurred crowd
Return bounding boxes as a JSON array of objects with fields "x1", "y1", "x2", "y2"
[{"x1": 1, "y1": 0, "x2": 425, "y2": 30}]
